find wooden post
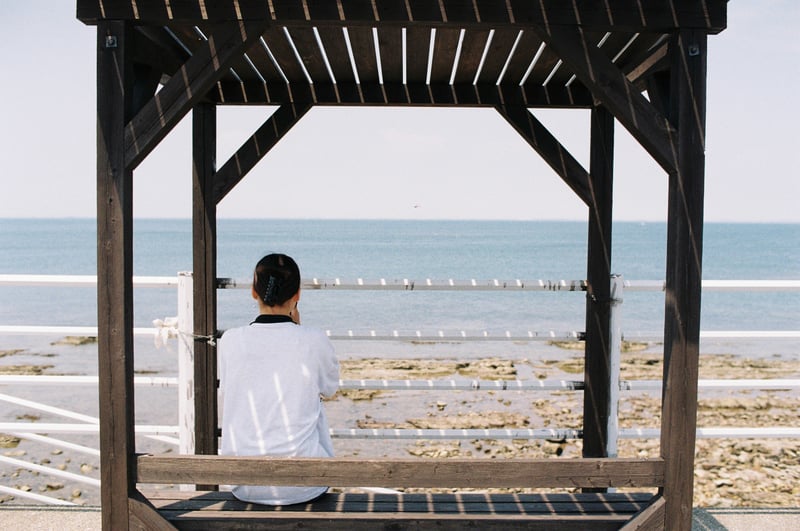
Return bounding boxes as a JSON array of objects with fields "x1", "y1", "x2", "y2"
[
  {"x1": 582, "y1": 105, "x2": 615, "y2": 467},
  {"x1": 96, "y1": 20, "x2": 135, "y2": 530},
  {"x1": 192, "y1": 103, "x2": 218, "y2": 463},
  {"x1": 661, "y1": 30, "x2": 707, "y2": 531}
]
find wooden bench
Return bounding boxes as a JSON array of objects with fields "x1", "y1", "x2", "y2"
[
  {"x1": 144, "y1": 490, "x2": 658, "y2": 530},
  {"x1": 135, "y1": 455, "x2": 666, "y2": 529}
]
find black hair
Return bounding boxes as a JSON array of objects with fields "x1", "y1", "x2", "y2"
[{"x1": 253, "y1": 253, "x2": 301, "y2": 307}]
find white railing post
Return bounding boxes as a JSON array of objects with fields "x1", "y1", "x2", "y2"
[
  {"x1": 177, "y1": 272, "x2": 195, "y2": 459},
  {"x1": 607, "y1": 274, "x2": 624, "y2": 458}
]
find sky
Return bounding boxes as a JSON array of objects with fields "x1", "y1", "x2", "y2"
[{"x1": 0, "y1": 2, "x2": 798, "y2": 223}]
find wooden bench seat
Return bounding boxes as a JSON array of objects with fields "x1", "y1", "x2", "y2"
[{"x1": 144, "y1": 490, "x2": 657, "y2": 530}]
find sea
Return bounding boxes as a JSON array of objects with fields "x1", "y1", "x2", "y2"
[
  {"x1": 0, "y1": 218, "x2": 798, "y2": 500},
  {"x1": 0, "y1": 218, "x2": 798, "y2": 371}
]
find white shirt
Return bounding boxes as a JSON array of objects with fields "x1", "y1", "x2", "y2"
[{"x1": 218, "y1": 318, "x2": 339, "y2": 505}]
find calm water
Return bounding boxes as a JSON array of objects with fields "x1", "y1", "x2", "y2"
[{"x1": 0, "y1": 218, "x2": 798, "y2": 367}]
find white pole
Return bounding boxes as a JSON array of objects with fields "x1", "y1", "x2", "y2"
[
  {"x1": 607, "y1": 275, "x2": 624, "y2": 459},
  {"x1": 177, "y1": 272, "x2": 195, "y2": 458}
]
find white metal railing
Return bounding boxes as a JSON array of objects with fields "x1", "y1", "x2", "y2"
[{"x1": 1, "y1": 273, "x2": 798, "y2": 504}]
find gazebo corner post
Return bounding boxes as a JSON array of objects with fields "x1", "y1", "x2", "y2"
[
  {"x1": 96, "y1": 20, "x2": 136, "y2": 530},
  {"x1": 661, "y1": 29, "x2": 708, "y2": 531},
  {"x1": 192, "y1": 102, "x2": 219, "y2": 468},
  {"x1": 582, "y1": 104, "x2": 615, "y2": 477}
]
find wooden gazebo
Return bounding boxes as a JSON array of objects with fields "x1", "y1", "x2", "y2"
[{"x1": 78, "y1": 1, "x2": 726, "y2": 529}]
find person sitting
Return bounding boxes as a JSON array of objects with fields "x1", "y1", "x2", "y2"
[{"x1": 218, "y1": 253, "x2": 339, "y2": 505}]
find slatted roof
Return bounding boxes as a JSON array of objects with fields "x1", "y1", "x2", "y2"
[{"x1": 77, "y1": 0, "x2": 726, "y2": 107}]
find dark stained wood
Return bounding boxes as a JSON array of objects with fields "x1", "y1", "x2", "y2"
[
  {"x1": 82, "y1": 3, "x2": 729, "y2": 529},
  {"x1": 137, "y1": 455, "x2": 665, "y2": 488},
  {"x1": 500, "y1": 32, "x2": 546, "y2": 86},
  {"x1": 124, "y1": 21, "x2": 266, "y2": 171},
  {"x1": 582, "y1": 105, "x2": 615, "y2": 465},
  {"x1": 530, "y1": 24, "x2": 678, "y2": 176},
  {"x1": 143, "y1": 490, "x2": 654, "y2": 530},
  {"x1": 258, "y1": 26, "x2": 309, "y2": 83},
  {"x1": 474, "y1": 28, "x2": 520, "y2": 85},
  {"x1": 316, "y1": 26, "x2": 357, "y2": 84},
  {"x1": 452, "y1": 29, "x2": 491, "y2": 84},
  {"x1": 191, "y1": 103, "x2": 218, "y2": 469},
  {"x1": 78, "y1": 1, "x2": 728, "y2": 33},
  {"x1": 661, "y1": 30, "x2": 707, "y2": 531},
  {"x1": 429, "y1": 27, "x2": 462, "y2": 84},
  {"x1": 213, "y1": 104, "x2": 312, "y2": 204},
  {"x1": 620, "y1": 495, "x2": 666, "y2": 530},
  {"x1": 496, "y1": 105, "x2": 592, "y2": 205},
  {"x1": 129, "y1": 491, "x2": 179, "y2": 530},
  {"x1": 210, "y1": 80, "x2": 595, "y2": 107},
  {"x1": 96, "y1": 20, "x2": 136, "y2": 531}
]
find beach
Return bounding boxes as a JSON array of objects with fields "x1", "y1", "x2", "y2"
[{"x1": 1, "y1": 340, "x2": 798, "y2": 508}]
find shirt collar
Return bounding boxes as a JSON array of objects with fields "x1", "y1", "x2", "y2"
[{"x1": 250, "y1": 314, "x2": 295, "y2": 325}]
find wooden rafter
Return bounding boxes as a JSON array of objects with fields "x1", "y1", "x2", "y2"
[{"x1": 78, "y1": 0, "x2": 727, "y2": 33}]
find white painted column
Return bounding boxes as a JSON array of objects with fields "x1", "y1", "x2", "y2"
[{"x1": 607, "y1": 274, "x2": 624, "y2": 458}]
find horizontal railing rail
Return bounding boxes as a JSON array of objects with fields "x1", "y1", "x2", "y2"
[{"x1": 1, "y1": 273, "x2": 798, "y2": 504}]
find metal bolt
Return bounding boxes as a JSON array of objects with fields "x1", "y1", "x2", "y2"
[
  {"x1": 688, "y1": 44, "x2": 700, "y2": 57},
  {"x1": 105, "y1": 35, "x2": 118, "y2": 48}
]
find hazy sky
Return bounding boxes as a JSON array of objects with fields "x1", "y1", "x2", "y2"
[{"x1": 1, "y1": 2, "x2": 798, "y2": 222}]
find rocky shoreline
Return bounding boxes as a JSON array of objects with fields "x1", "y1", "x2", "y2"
[{"x1": 1, "y1": 343, "x2": 798, "y2": 507}]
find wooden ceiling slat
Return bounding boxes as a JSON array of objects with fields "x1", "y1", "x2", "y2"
[
  {"x1": 405, "y1": 27, "x2": 431, "y2": 82},
  {"x1": 441, "y1": 0, "x2": 479, "y2": 23},
  {"x1": 474, "y1": 1, "x2": 514, "y2": 24},
  {"x1": 340, "y1": 0, "x2": 376, "y2": 21},
  {"x1": 78, "y1": 0, "x2": 728, "y2": 33},
  {"x1": 374, "y1": 0, "x2": 411, "y2": 23},
  {"x1": 271, "y1": 0, "x2": 307, "y2": 20},
  {"x1": 523, "y1": 45, "x2": 561, "y2": 87},
  {"x1": 499, "y1": 31, "x2": 545, "y2": 86},
  {"x1": 429, "y1": 28, "x2": 462, "y2": 84},
  {"x1": 286, "y1": 27, "x2": 333, "y2": 84},
  {"x1": 408, "y1": 0, "x2": 445, "y2": 23},
  {"x1": 473, "y1": 28, "x2": 519, "y2": 85},
  {"x1": 452, "y1": 29, "x2": 491, "y2": 85},
  {"x1": 237, "y1": 34, "x2": 288, "y2": 83},
  {"x1": 347, "y1": 26, "x2": 380, "y2": 84},
  {"x1": 260, "y1": 27, "x2": 309, "y2": 83},
  {"x1": 211, "y1": 80, "x2": 594, "y2": 107},
  {"x1": 306, "y1": 2, "x2": 343, "y2": 21},
  {"x1": 613, "y1": 34, "x2": 666, "y2": 71},
  {"x1": 377, "y1": 27, "x2": 403, "y2": 84},
  {"x1": 316, "y1": 27, "x2": 356, "y2": 84}
]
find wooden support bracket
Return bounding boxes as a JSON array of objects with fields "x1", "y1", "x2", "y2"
[
  {"x1": 123, "y1": 21, "x2": 265, "y2": 171},
  {"x1": 214, "y1": 103, "x2": 313, "y2": 204},
  {"x1": 531, "y1": 24, "x2": 678, "y2": 175},
  {"x1": 496, "y1": 105, "x2": 592, "y2": 206}
]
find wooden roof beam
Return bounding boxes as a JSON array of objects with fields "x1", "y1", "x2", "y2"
[
  {"x1": 496, "y1": 105, "x2": 592, "y2": 206},
  {"x1": 77, "y1": 0, "x2": 727, "y2": 33},
  {"x1": 208, "y1": 81, "x2": 595, "y2": 107},
  {"x1": 532, "y1": 24, "x2": 679, "y2": 175},
  {"x1": 123, "y1": 21, "x2": 266, "y2": 171},
  {"x1": 214, "y1": 103, "x2": 312, "y2": 204}
]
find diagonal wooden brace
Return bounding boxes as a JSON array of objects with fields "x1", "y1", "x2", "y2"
[
  {"x1": 496, "y1": 105, "x2": 592, "y2": 206},
  {"x1": 214, "y1": 103, "x2": 313, "y2": 204},
  {"x1": 530, "y1": 24, "x2": 678, "y2": 175},
  {"x1": 123, "y1": 22, "x2": 265, "y2": 172}
]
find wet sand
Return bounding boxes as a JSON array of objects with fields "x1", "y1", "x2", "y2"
[{"x1": 1, "y1": 342, "x2": 798, "y2": 507}]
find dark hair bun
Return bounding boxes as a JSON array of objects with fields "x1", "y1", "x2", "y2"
[{"x1": 253, "y1": 254, "x2": 300, "y2": 306}]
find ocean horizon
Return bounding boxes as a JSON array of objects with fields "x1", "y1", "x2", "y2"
[{"x1": 1, "y1": 218, "x2": 797, "y2": 366}]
